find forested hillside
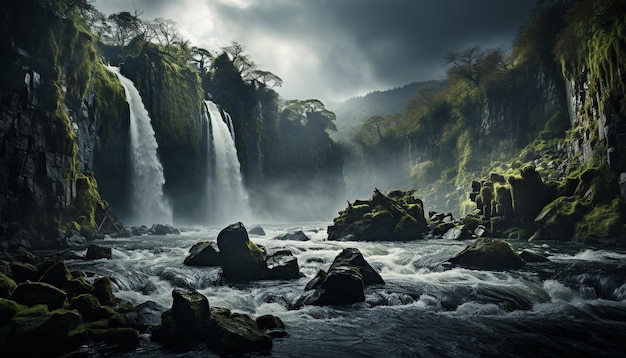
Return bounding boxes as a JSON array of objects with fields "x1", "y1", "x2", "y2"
[
  {"x1": 344, "y1": 0, "x2": 626, "y2": 245},
  {"x1": 330, "y1": 80, "x2": 443, "y2": 142}
]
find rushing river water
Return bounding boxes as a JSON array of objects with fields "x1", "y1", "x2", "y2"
[{"x1": 64, "y1": 222, "x2": 626, "y2": 357}]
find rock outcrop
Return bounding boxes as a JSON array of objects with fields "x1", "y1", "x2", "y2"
[{"x1": 328, "y1": 189, "x2": 428, "y2": 241}]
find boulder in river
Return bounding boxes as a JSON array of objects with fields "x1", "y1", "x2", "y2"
[
  {"x1": 183, "y1": 242, "x2": 220, "y2": 267},
  {"x1": 298, "y1": 248, "x2": 383, "y2": 306},
  {"x1": 217, "y1": 222, "x2": 267, "y2": 282},
  {"x1": 264, "y1": 250, "x2": 302, "y2": 280},
  {"x1": 328, "y1": 189, "x2": 428, "y2": 242},
  {"x1": 448, "y1": 238, "x2": 525, "y2": 270},
  {"x1": 272, "y1": 230, "x2": 310, "y2": 241},
  {"x1": 85, "y1": 244, "x2": 112, "y2": 260}
]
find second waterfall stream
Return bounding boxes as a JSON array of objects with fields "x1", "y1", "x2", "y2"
[{"x1": 204, "y1": 100, "x2": 251, "y2": 225}]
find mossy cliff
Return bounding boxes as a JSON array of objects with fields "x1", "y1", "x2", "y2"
[
  {"x1": 119, "y1": 44, "x2": 206, "y2": 222},
  {"x1": 0, "y1": 0, "x2": 128, "y2": 242}
]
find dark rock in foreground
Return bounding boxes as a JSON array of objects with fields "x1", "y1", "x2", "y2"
[
  {"x1": 152, "y1": 288, "x2": 280, "y2": 355},
  {"x1": 448, "y1": 238, "x2": 526, "y2": 270},
  {"x1": 0, "y1": 250, "x2": 140, "y2": 355}
]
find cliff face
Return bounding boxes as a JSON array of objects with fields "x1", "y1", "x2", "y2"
[
  {"x1": 121, "y1": 49, "x2": 207, "y2": 223},
  {"x1": 0, "y1": 1, "x2": 129, "y2": 242},
  {"x1": 556, "y1": 0, "x2": 626, "y2": 186}
]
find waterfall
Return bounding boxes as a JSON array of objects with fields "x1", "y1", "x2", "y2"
[
  {"x1": 108, "y1": 66, "x2": 172, "y2": 226},
  {"x1": 205, "y1": 100, "x2": 250, "y2": 224}
]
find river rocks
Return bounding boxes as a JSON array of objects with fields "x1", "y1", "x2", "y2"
[
  {"x1": 0, "y1": 273, "x2": 17, "y2": 299},
  {"x1": 184, "y1": 224, "x2": 302, "y2": 282},
  {"x1": 0, "y1": 249, "x2": 140, "y2": 355},
  {"x1": 448, "y1": 238, "x2": 525, "y2": 270},
  {"x1": 328, "y1": 189, "x2": 428, "y2": 241},
  {"x1": 264, "y1": 250, "x2": 302, "y2": 280},
  {"x1": 298, "y1": 248, "x2": 383, "y2": 306},
  {"x1": 208, "y1": 311, "x2": 273, "y2": 355},
  {"x1": 12, "y1": 282, "x2": 68, "y2": 310},
  {"x1": 183, "y1": 242, "x2": 220, "y2": 266},
  {"x1": 134, "y1": 300, "x2": 168, "y2": 331},
  {"x1": 85, "y1": 244, "x2": 112, "y2": 260},
  {"x1": 330, "y1": 248, "x2": 384, "y2": 285},
  {"x1": 272, "y1": 230, "x2": 310, "y2": 241},
  {"x1": 256, "y1": 314, "x2": 287, "y2": 338},
  {"x1": 518, "y1": 250, "x2": 550, "y2": 263},
  {"x1": 217, "y1": 222, "x2": 267, "y2": 282},
  {"x1": 248, "y1": 225, "x2": 266, "y2": 236},
  {"x1": 130, "y1": 224, "x2": 180, "y2": 236},
  {"x1": 152, "y1": 288, "x2": 281, "y2": 355}
]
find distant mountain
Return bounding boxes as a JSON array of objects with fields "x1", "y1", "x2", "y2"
[{"x1": 328, "y1": 80, "x2": 443, "y2": 142}]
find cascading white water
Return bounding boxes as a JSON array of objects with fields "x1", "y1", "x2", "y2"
[
  {"x1": 205, "y1": 100, "x2": 250, "y2": 224},
  {"x1": 224, "y1": 111, "x2": 235, "y2": 141},
  {"x1": 108, "y1": 66, "x2": 172, "y2": 226}
]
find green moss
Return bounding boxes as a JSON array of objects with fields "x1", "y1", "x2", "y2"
[
  {"x1": 538, "y1": 196, "x2": 589, "y2": 241},
  {"x1": 70, "y1": 173, "x2": 106, "y2": 235},
  {"x1": 574, "y1": 198, "x2": 625, "y2": 243}
]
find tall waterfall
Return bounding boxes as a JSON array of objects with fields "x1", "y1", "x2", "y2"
[
  {"x1": 108, "y1": 66, "x2": 172, "y2": 226},
  {"x1": 205, "y1": 100, "x2": 250, "y2": 224}
]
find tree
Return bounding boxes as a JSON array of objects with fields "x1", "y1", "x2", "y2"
[
  {"x1": 353, "y1": 114, "x2": 401, "y2": 145},
  {"x1": 107, "y1": 11, "x2": 141, "y2": 46},
  {"x1": 282, "y1": 99, "x2": 337, "y2": 132},
  {"x1": 248, "y1": 70, "x2": 283, "y2": 89},
  {"x1": 146, "y1": 18, "x2": 182, "y2": 48},
  {"x1": 445, "y1": 46, "x2": 506, "y2": 87},
  {"x1": 222, "y1": 42, "x2": 255, "y2": 77},
  {"x1": 190, "y1": 47, "x2": 214, "y2": 72}
]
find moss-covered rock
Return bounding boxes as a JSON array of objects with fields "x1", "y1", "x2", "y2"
[
  {"x1": 38, "y1": 260, "x2": 73, "y2": 289},
  {"x1": 534, "y1": 196, "x2": 588, "y2": 241},
  {"x1": 0, "y1": 273, "x2": 17, "y2": 299},
  {"x1": 70, "y1": 294, "x2": 109, "y2": 322},
  {"x1": 448, "y1": 238, "x2": 525, "y2": 270},
  {"x1": 11, "y1": 306, "x2": 83, "y2": 352},
  {"x1": 93, "y1": 276, "x2": 115, "y2": 306},
  {"x1": 207, "y1": 311, "x2": 273, "y2": 355},
  {"x1": 183, "y1": 241, "x2": 220, "y2": 267},
  {"x1": 508, "y1": 165, "x2": 552, "y2": 226},
  {"x1": 0, "y1": 298, "x2": 24, "y2": 323},
  {"x1": 574, "y1": 198, "x2": 625, "y2": 246},
  {"x1": 11, "y1": 282, "x2": 68, "y2": 310},
  {"x1": 255, "y1": 314, "x2": 286, "y2": 338},
  {"x1": 328, "y1": 189, "x2": 427, "y2": 241},
  {"x1": 216, "y1": 222, "x2": 266, "y2": 282}
]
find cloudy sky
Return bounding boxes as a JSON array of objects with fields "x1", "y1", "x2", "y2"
[{"x1": 92, "y1": 0, "x2": 537, "y2": 102}]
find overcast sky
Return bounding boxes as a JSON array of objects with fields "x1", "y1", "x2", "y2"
[{"x1": 92, "y1": 0, "x2": 537, "y2": 103}]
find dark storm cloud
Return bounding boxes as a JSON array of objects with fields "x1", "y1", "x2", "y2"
[{"x1": 92, "y1": 0, "x2": 537, "y2": 101}]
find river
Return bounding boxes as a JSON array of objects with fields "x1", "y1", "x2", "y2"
[{"x1": 65, "y1": 222, "x2": 626, "y2": 357}]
